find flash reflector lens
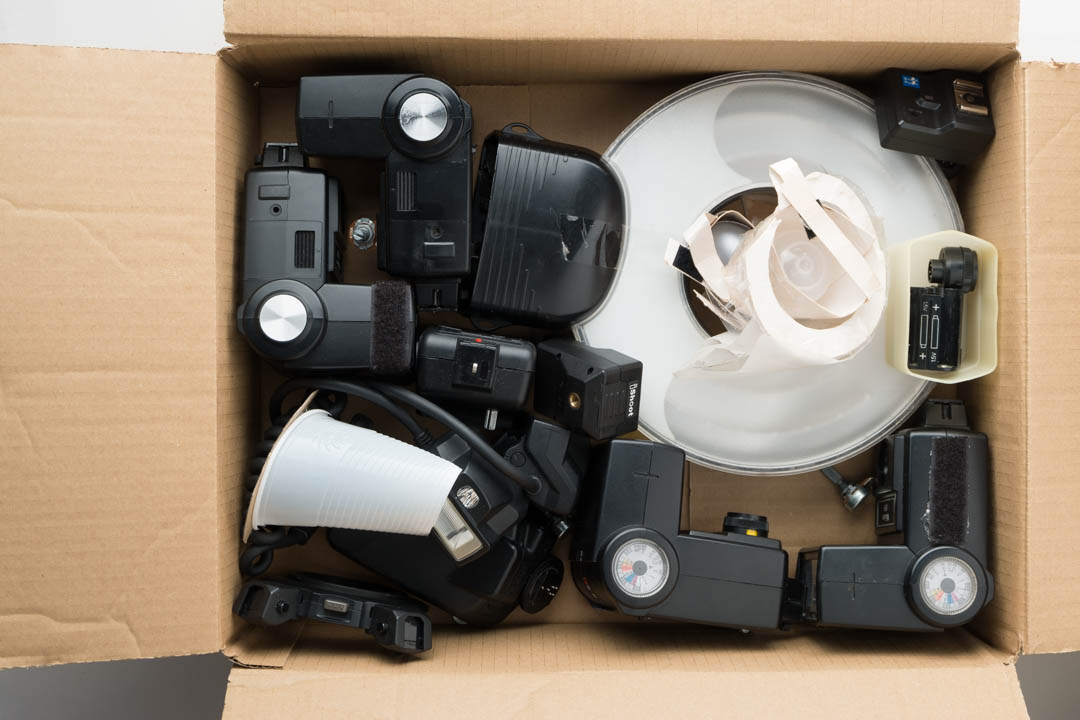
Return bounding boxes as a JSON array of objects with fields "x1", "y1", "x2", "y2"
[{"x1": 433, "y1": 498, "x2": 483, "y2": 561}]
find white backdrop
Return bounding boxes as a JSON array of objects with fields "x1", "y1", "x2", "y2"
[{"x1": 0, "y1": 1, "x2": 1077, "y2": 719}]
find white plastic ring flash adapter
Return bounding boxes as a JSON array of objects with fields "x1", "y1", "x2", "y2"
[{"x1": 578, "y1": 72, "x2": 962, "y2": 474}]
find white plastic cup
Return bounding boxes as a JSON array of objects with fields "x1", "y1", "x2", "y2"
[{"x1": 248, "y1": 409, "x2": 461, "y2": 537}]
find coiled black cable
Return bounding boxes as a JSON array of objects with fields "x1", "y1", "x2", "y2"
[
  {"x1": 239, "y1": 377, "x2": 542, "y2": 577},
  {"x1": 240, "y1": 390, "x2": 351, "y2": 577},
  {"x1": 370, "y1": 381, "x2": 543, "y2": 496},
  {"x1": 269, "y1": 377, "x2": 434, "y2": 449},
  {"x1": 239, "y1": 527, "x2": 312, "y2": 576},
  {"x1": 240, "y1": 414, "x2": 313, "y2": 576},
  {"x1": 245, "y1": 416, "x2": 286, "y2": 494}
]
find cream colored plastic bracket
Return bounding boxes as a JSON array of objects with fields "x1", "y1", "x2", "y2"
[{"x1": 886, "y1": 230, "x2": 998, "y2": 384}]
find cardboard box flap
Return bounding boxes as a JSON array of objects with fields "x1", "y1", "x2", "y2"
[
  {"x1": 959, "y1": 61, "x2": 1028, "y2": 654},
  {"x1": 1021, "y1": 61, "x2": 1080, "y2": 655},
  {"x1": 0, "y1": 44, "x2": 226, "y2": 669},
  {"x1": 224, "y1": 0, "x2": 1018, "y2": 46},
  {"x1": 220, "y1": 1, "x2": 1019, "y2": 83},
  {"x1": 222, "y1": 624, "x2": 1028, "y2": 719}
]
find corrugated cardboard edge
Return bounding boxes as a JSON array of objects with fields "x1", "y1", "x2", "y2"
[
  {"x1": 224, "y1": 624, "x2": 305, "y2": 669},
  {"x1": 222, "y1": 666, "x2": 1030, "y2": 720},
  {"x1": 0, "y1": 44, "x2": 224, "y2": 669},
  {"x1": 216, "y1": 38, "x2": 1017, "y2": 85},
  {"x1": 221, "y1": 0, "x2": 1019, "y2": 47},
  {"x1": 213, "y1": 58, "x2": 261, "y2": 657},
  {"x1": 218, "y1": 0, "x2": 1018, "y2": 84},
  {"x1": 953, "y1": 58, "x2": 1080, "y2": 658},
  {"x1": 961, "y1": 57, "x2": 1028, "y2": 659},
  {"x1": 1019, "y1": 60, "x2": 1080, "y2": 655},
  {"x1": 221, "y1": 624, "x2": 1029, "y2": 719}
]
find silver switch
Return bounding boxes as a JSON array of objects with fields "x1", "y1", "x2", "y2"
[
  {"x1": 398, "y1": 92, "x2": 449, "y2": 142},
  {"x1": 258, "y1": 294, "x2": 308, "y2": 343}
]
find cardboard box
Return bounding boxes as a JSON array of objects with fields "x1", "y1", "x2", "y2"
[{"x1": 1, "y1": 0, "x2": 1078, "y2": 716}]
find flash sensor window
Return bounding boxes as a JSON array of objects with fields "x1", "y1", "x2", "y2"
[{"x1": 433, "y1": 498, "x2": 483, "y2": 561}]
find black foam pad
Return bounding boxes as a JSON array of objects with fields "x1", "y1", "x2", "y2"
[
  {"x1": 927, "y1": 436, "x2": 968, "y2": 546},
  {"x1": 370, "y1": 280, "x2": 417, "y2": 375}
]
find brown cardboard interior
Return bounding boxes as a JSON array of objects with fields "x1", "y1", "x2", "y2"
[
  {"x1": 222, "y1": 39, "x2": 1021, "y2": 86},
  {"x1": 219, "y1": 0, "x2": 1019, "y2": 84},
  {"x1": 0, "y1": 44, "x2": 227, "y2": 668},
  {"x1": 223, "y1": 0, "x2": 1019, "y2": 47},
  {"x1": 224, "y1": 660, "x2": 1029, "y2": 720},
  {"x1": 222, "y1": 54, "x2": 1038, "y2": 668},
  {"x1": 2, "y1": 0, "x2": 1079, "y2": 708},
  {"x1": 222, "y1": 624, "x2": 1030, "y2": 719},
  {"x1": 1016, "y1": 63, "x2": 1080, "y2": 653},
  {"x1": 214, "y1": 60, "x2": 262, "y2": 650}
]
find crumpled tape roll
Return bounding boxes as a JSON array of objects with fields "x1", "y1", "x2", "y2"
[{"x1": 675, "y1": 158, "x2": 887, "y2": 374}]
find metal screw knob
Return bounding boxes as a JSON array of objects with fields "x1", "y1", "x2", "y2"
[
  {"x1": 821, "y1": 466, "x2": 870, "y2": 512},
  {"x1": 350, "y1": 218, "x2": 376, "y2": 250}
]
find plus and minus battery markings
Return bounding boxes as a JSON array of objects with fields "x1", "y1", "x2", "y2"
[{"x1": 918, "y1": 301, "x2": 942, "y2": 363}]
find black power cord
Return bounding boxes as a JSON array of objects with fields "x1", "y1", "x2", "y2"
[
  {"x1": 269, "y1": 377, "x2": 434, "y2": 449},
  {"x1": 275, "y1": 377, "x2": 541, "y2": 495},
  {"x1": 369, "y1": 381, "x2": 543, "y2": 496}
]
